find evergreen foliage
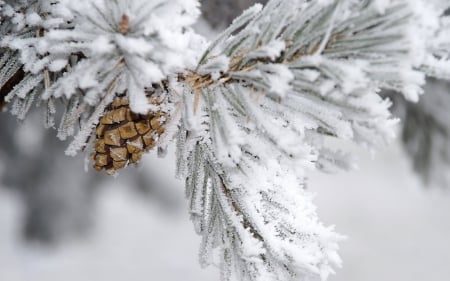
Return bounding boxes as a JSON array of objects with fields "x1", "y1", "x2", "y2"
[{"x1": 1, "y1": 0, "x2": 449, "y2": 280}]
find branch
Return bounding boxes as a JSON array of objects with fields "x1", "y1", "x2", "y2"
[{"x1": 177, "y1": 123, "x2": 342, "y2": 281}]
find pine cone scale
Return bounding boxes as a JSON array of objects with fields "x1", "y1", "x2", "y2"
[{"x1": 118, "y1": 122, "x2": 138, "y2": 139}]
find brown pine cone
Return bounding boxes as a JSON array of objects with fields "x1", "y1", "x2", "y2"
[{"x1": 91, "y1": 95, "x2": 167, "y2": 175}]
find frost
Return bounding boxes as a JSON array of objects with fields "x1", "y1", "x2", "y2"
[
  {"x1": 260, "y1": 64, "x2": 294, "y2": 98},
  {"x1": 25, "y1": 12, "x2": 42, "y2": 26},
  {"x1": 197, "y1": 55, "x2": 230, "y2": 78},
  {"x1": 48, "y1": 59, "x2": 68, "y2": 72},
  {"x1": 246, "y1": 39, "x2": 286, "y2": 61},
  {"x1": 372, "y1": 0, "x2": 392, "y2": 14},
  {"x1": 5, "y1": 0, "x2": 204, "y2": 114},
  {"x1": 177, "y1": 1, "x2": 450, "y2": 280},
  {"x1": 1, "y1": 1, "x2": 450, "y2": 281}
]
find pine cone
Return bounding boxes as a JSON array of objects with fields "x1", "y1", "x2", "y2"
[{"x1": 91, "y1": 95, "x2": 166, "y2": 175}]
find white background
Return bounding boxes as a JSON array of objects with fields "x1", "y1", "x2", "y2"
[{"x1": 1, "y1": 141, "x2": 449, "y2": 281}]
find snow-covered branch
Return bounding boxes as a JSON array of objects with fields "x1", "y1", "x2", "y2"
[
  {"x1": 1, "y1": 1, "x2": 450, "y2": 281},
  {"x1": 177, "y1": 0, "x2": 450, "y2": 280}
]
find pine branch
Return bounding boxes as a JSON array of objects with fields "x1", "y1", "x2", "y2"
[
  {"x1": 420, "y1": 2, "x2": 450, "y2": 79},
  {"x1": 0, "y1": 51, "x2": 24, "y2": 111},
  {"x1": 178, "y1": 1, "x2": 450, "y2": 280},
  {"x1": 177, "y1": 127, "x2": 342, "y2": 281},
  {"x1": 7, "y1": 0, "x2": 202, "y2": 112},
  {"x1": 1, "y1": 1, "x2": 449, "y2": 280},
  {"x1": 185, "y1": 0, "x2": 425, "y2": 177},
  {"x1": 0, "y1": 1, "x2": 64, "y2": 121},
  {"x1": 2, "y1": 0, "x2": 203, "y2": 161}
]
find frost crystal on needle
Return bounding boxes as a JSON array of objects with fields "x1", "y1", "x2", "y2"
[{"x1": 9, "y1": 0, "x2": 203, "y2": 114}]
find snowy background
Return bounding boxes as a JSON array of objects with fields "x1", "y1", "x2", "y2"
[{"x1": 1, "y1": 140, "x2": 450, "y2": 281}]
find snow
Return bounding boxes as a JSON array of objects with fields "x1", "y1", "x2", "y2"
[
  {"x1": 0, "y1": 151, "x2": 219, "y2": 281},
  {"x1": 245, "y1": 39, "x2": 285, "y2": 61},
  {"x1": 5, "y1": 0, "x2": 204, "y2": 114},
  {"x1": 310, "y1": 142, "x2": 450, "y2": 281},
  {"x1": 1, "y1": 142, "x2": 449, "y2": 281},
  {"x1": 177, "y1": 2, "x2": 449, "y2": 276},
  {"x1": 1, "y1": 1, "x2": 449, "y2": 281}
]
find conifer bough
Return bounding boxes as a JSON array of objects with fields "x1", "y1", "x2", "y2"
[{"x1": 0, "y1": 0, "x2": 449, "y2": 281}]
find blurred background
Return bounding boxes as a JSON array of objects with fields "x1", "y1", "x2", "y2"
[{"x1": 1, "y1": 1, "x2": 449, "y2": 281}]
